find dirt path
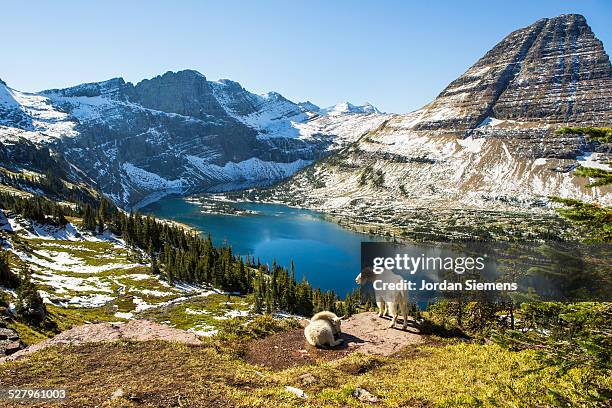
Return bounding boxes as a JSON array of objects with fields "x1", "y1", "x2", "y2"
[
  {"x1": 0, "y1": 320, "x2": 202, "y2": 363},
  {"x1": 245, "y1": 312, "x2": 424, "y2": 370}
]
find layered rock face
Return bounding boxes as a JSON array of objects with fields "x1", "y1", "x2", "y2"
[
  {"x1": 0, "y1": 318, "x2": 23, "y2": 357},
  {"x1": 267, "y1": 14, "x2": 611, "y2": 235},
  {"x1": 0, "y1": 71, "x2": 387, "y2": 207},
  {"x1": 413, "y1": 14, "x2": 611, "y2": 134}
]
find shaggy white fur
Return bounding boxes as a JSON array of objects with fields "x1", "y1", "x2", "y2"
[
  {"x1": 310, "y1": 311, "x2": 343, "y2": 336},
  {"x1": 304, "y1": 319, "x2": 343, "y2": 347},
  {"x1": 356, "y1": 270, "x2": 409, "y2": 330}
]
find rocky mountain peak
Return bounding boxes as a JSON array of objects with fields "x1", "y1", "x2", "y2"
[
  {"x1": 412, "y1": 13, "x2": 611, "y2": 135},
  {"x1": 214, "y1": 79, "x2": 246, "y2": 92},
  {"x1": 297, "y1": 101, "x2": 321, "y2": 113},
  {"x1": 322, "y1": 102, "x2": 382, "y2": 116},
  {"x1": 126, "y1": 69, "x2": 229, "y2": 120}
]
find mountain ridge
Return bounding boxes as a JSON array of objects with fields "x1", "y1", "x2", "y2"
[{"x1": 0, "y1": 70, "x2": 389, "y2": 208}]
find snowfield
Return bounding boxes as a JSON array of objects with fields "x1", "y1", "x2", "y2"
[
  {"x1": 186, "y1": 156, "x2": 312, "y2": 182},
  {"x1": 122, "y1": 162, "x2": 185, "y2": 191}
]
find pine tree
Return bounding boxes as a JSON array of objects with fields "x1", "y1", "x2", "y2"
[
  {"x1": 150, "y1": 252, "x2": 160, "y2": 275},
  {"x1": 0, "y1": 250, "x2": 19, "y2": 289},
  {"x1": 16, "y1": 267, "x2": 46, "y2": 325},
  {"x1": 82, "y1": 204, "x2": 97, "y2": 231},
  {"x1": 253, "y1": 273, "x2": 264, "y2": 314}
]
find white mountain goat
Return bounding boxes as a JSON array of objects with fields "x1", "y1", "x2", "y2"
[
  {"x1": 304, "y1": 319, "x2": 344, "y2": 347},
  {"x1": 310, "y1": 311, "x2": 344, "y2": 336},
  {"x1": 356, "y1": 267, "x2": 409, "y2": 330}
]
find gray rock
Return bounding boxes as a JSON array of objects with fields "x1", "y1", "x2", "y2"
[
  {"x1": 1, "y1": 341, "x2": 22, "y2": 356},
  {"x1": 298, "y1": 373, "x2": 317, "y2": 386},
  {"x1": 0, "y1": 327, "x2": 18, "y2": 341},
  {"x1": 353, "y1": 387, "x2": 379, "y2": 403}
]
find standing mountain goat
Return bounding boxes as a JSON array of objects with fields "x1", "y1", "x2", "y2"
[{"x1": 356, "y1": 267, "x2": 409, "y2": 330}]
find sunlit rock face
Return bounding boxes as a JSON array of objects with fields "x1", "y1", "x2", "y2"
[{"x1": 412, "y1": 14, "x2": 611, "y2": 134}]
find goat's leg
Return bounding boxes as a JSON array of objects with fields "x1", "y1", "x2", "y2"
[
  {"x1": 400, "y1": 301, "x2": 408, "y2": 330},
  {"x1": 377, "y1": 301, "x2": 386, "y2": 318},
  {"x1": 330, "y1": 338, "x2": 344, "y2": 347},
  {"x1": 387, "y1": 302, "x2": 397, "y2": 328}
]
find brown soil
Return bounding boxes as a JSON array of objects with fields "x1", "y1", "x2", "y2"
[{"x1": 244, "y1": 312, "x2": 425, "y2": 370}]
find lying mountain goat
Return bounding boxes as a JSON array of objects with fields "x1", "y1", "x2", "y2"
[
  {"x1": 310, "y1": 311, "x2": 343, "y2": 336},
  {"x1": 304, "y1": 319, "x2": 344, "y2": 348},
  {"x1": 356, "y1": 267, "x2": 409, "y2": 330}
]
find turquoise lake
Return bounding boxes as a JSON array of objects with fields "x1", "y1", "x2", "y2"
[{"x1": 142, "y1": 197, "x2": 387, "y2": 296}]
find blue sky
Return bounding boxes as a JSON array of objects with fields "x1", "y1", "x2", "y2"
[{"x1": 2, "y1": 0, "x2": 611, "y2": 113}]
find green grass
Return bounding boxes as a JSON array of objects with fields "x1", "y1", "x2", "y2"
[
  {"x1": 574, "y1": 166, "x2": 612, "y2": 187},
  {"x1": 0, "y1": 339, "x2": 608, "y2": 407},
  {"x1": 6, "y1": 304, "x2": 122, "y2": 346},
  {"x1": 556, "y1": 126, "x2": 612, "y2": 143},
  {"x1": 23, "y1": 238, "x2": 132, "y2": 266},
  {"x1": 138, "y1": 293, "x2": 252, "y2": 332}
]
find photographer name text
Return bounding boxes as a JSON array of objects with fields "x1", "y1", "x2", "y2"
[{"x1": 373, "y1": 279, "x2": 518, "y2": 291}]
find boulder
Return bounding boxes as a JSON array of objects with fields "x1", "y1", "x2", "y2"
[
  {"x1": 1, "y1": 340, "x2": 23, "y2": 356},
  {"x1": 353, "y1": 387, "x2": 379, "y2": 403},
  {"x1": 0, "y1": 327, "x2": 19, "y2": 341}
]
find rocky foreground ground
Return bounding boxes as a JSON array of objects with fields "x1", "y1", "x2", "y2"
[
  {"x1": 0, "y1": 311, "x2": 605, "y2": 407},
  {"x1": 1, "y1": 312, "x2": 422, "y2": 365}
]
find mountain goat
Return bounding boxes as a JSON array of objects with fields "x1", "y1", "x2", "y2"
[
  {"x1": 304, "y1": 319, "x2": 344, "y2": 348},
  {"x1": 310, "y1": 311, "x2": 343, "y2": 336},
  {"x1": 356, "y1": 267, "x2": 409, "y2": 330}
]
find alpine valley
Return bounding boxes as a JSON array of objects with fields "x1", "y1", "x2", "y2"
[{"x1": 0, "y1": 11, "x2": 611, "y2": 407}]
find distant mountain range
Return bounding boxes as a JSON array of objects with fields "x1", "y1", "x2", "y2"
[
  {"x1": 0, "y1": 14, "x2": 610, "y2": 218},
  {"x1": 0, "y1": 71, "x2": 387, "y2": 207}
]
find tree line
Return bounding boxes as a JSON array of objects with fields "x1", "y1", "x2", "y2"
[{"x1": 1, "y1": 191, "x2": 352, "y2": 319}]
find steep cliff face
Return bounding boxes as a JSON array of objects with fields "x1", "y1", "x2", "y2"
[
  {"x1": 411, "y1": 14, "x2": 611, "y2": 134},
  {"x1": 0, "y1": 71, "x2": 387, "y2": 207},
  {"x1": 125, "y1": 70, "x2": 230, "y2": 120},
  {"x1": 265, "y1": 14, "x2": 611, "y2": 231}
]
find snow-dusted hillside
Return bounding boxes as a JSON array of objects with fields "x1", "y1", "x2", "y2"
[
  {"x1": 0, "y1": 208, "x2": 254, "y2": 338},
  {"x1": 0, "y1": 81, "x2": 78, "y2": 143},
  {"x1": 0, "y1": 73, "x2": 388, "y2": 208}
]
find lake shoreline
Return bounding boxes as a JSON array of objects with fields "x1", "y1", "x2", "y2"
[{"x1": 141, "y1": 196, "x2": 390, "y2": 295}]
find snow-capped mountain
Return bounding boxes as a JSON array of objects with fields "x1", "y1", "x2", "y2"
[
  {"x1": 262, "y1": 14, "x2": 612, "y2": 227},
  {"x1": 0, "y1": 71, "x2": 388, "y2": 208},
  {"x1": 320, "y1": 102, "x2": 382, "y2": 116}
]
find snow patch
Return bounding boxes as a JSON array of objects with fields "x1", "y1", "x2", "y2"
[
  {"x1": 122, "y1": 162, "x2": 184, "y2": 191},
  {"x1": 576, "y1": 152, "x2": 611, "y2": 170}
]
